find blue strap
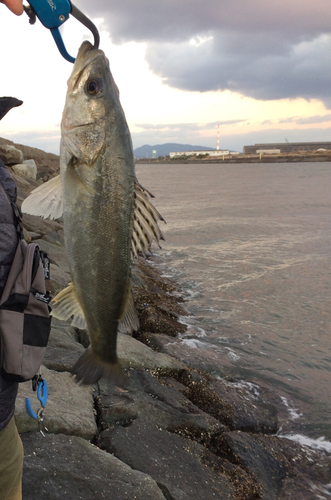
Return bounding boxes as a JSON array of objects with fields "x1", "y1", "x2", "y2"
[{"x1": 51, "y1": 28, "x2": 75, "y2": 63}]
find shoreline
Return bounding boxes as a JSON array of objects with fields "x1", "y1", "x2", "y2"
[
  {"x1": 136, "y1": 151, "x2": 331, "y2": 164},
  {"x1": 2, "y1": 140, "x2": 330, "y2": 499}
]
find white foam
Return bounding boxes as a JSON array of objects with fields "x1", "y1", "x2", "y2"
[
  {"x1": 280, "y1": 396, "x2": 303, "y2": 420},
  {"x1": 279, "y1": 434, "x2": 331, "y2": 453},
  {"x1": 181, "y1": 338, "x2": 207, "y2": 349},
  {"x1": 237, "y1": 381, "x2": 260, "y2": 397},
  {"x1": 179, "y1": 317, "x2": 207, "y2": 337},
  {"x1": 224, "y1": 347, "x2": 240, "y2": 361},
  {"x1": 222, "y1": 380, "x2": 260, "y2": 398}
]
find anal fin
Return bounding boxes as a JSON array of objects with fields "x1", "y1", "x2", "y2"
[{"x1": 118, "y1": 289, "x2": 139, "y2": 334}]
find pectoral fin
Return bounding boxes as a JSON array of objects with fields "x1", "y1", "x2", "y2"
[
  {"x1": 51, "y1": 282, "x2": 87, "y2": 330},
  {"x1": 131, "y1": 181, "x2": 165, "y2": 259},
  {"x1": 21, "y1": 174, "x2": 63, "y2": 220}
]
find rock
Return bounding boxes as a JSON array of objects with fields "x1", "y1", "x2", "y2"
[
  {"x1": 21, "y1": 213, "x2": 63, "y2": 238},
  {"x1": 11, "y1": 162, "x2": 37, "y2": 180},
  {"x1": 43, "y1": 327, "x2": 85, "y2": 373},
  {"x1": 132, "y1": 258, "x2": 187, "y2": 337},
  {"x1": 176, "y1": 372, "x2": 277, "y2": 434},
  {"x1": 98, "y1": 418, "x2": 236, "y2": 500},
  {"x1": 218, "y1": 431, "x2": 286, "y2": 499},
  {"x1": 22, "y1": 433, "x2": 166, "y2": 500},
  {"x1": 43, "y1": 229, "x2": 65, "y2": 246},
  {"x1": 0, "y1": 144, "x2": 23, "y2": 164},
  {"x1": 211, "y1": 431, "x2": 331, "y2": 500},
  {"x1": 145, "y1": 333, "x2": 231, "y2": 376},
  {"x1": 15, "y1": 366, "x2": 97, "y2": 439},
  {"x1": 47, "y1": 263, "x2": 70, "y2": 295},
  {"x1": 117, "y1": 333, "x2": 186, "y2": 374},
  {"x1": 23, "y1": 159, "x2": 37, "y2": 169},
  {"x1": 0, "y1": 137, "x2": 59, "y2": 176},
  {"x1": 33, "y1": 238, "x2": 70, "y2": 274},
  {"x1": 10, "y1": 172, "x2": 40, "y2": 204},
  {"x1": 97, "y1": 369, "x2": 224, "y2": 440},
  {"x1": 210, "y1": 378, "x2": 278, "y2": 434}
]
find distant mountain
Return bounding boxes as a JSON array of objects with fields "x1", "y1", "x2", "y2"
[{"x1": 134, "y1": 143, "x2": 212, "y2": 159}]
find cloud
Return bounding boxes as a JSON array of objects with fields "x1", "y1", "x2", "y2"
[
  {"x1": 278, "y1": 114, "x2": 331, "y2": 124},
  {"x1": 295, "y1": 114, "x2": 331, "y2": 125},
  {"x1": 135, "y1": 119, "x2": 246, "y2": 131},
  {"x1": 80, "y1": 0, "x2": 331, "y2": 106}
]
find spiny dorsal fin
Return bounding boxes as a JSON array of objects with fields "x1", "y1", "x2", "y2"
[
  {"x1": 21, "y1": 174, "x2": 63, "y2": 220},
  {"x1": 132, "y1": 181, "x2": 165, "y2": 259}
]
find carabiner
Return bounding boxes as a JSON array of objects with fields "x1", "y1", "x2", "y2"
[
  {"x1": 25, "y1": 378, "x2": 48, "y2": 419},
  {"x1": 24, "y1": 0, "x2": 99, "y2": 63}
]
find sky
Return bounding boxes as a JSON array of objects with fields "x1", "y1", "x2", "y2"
[{"x1": 0, "y1": 0, "x2": 331, "y2": 154}]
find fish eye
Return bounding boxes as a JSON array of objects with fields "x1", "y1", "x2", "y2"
[{"x1": 86, "y1": 78, "x2": 104, "y2": 96}]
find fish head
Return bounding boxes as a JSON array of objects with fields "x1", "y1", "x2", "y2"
[{"x1": 61, "y1": 41, "x2": 119, "y2": 164}]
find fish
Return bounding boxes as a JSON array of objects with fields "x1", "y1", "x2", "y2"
[{"x1": 22, "y1": 41, "x2": 164, "y2": 384}]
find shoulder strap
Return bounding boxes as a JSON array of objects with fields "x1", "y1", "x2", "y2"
[
  {"x1": 0, "y1": 176, "x2": 23, "y2": 240},
  {"x1": 0, "y1": 240, "x2": 30, "y2": 305}
]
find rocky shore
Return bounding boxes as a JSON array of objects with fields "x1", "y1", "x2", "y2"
[{"x1": 1, "y1": 138, "x2": 330, "y2": 499}]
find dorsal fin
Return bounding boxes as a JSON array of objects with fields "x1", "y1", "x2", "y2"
[{"x1": 132, "y1": 181, "x2": 165, "y2": 259}]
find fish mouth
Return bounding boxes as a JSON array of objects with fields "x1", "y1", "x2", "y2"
[
  {"x1": 69, "y1": 41, "x2": 106, "y2": 92},
  {"x1": 76, "y1": 41, "x2": 94, "y2": 63},
  {"x1": 75, "y1": 40, "x2": 105, "y2": 70}
]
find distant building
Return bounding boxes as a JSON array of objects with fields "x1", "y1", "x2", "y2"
[
  {"x1": 169, "y1": 150, "x2": 231, "y2": 158},
  {"x1": 256, "y1": 149, "x2": 281, "y2": 154},
  {"x1": 243, "y1": 142, "x2": 331, "y2": 154}
]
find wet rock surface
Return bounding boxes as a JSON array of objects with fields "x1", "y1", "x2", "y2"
[
  {"x1": 98, "y1": 418, "x2": 236, "y2": 500},
  {"x1": 22, "y1": 433, "x2": 166, "y2": 500},
  {"x1": 1, "y1": 144, "x2": 329, "y2": 499}
]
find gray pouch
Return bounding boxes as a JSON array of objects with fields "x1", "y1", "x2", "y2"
[{"x1": 0, "y1": 239, "x2": 51, "y2": 382}]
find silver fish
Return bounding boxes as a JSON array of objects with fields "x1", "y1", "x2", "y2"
[{"x1": 22, "y1": 41, "x2": 164, "y2": 384}]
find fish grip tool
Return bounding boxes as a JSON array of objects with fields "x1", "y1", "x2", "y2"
[
  {"x1": 25, "y1": 374, "x2": 49, "y2": 437},
  {"x1": 24, "y1": 0, "x2": 100, "y2": 63}
]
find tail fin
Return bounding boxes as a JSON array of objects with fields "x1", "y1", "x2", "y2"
[{"x1": 72, "y1": 347, "x2": 126, "y2": 386}]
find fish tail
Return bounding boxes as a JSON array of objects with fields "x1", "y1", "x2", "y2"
[{"x1": 72, "y1": 347, "x2": 126, "y2": 386}]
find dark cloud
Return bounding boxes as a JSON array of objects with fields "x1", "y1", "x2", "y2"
[{"x1": 79, "y1": 0, "x2": 331, "y2": 106}]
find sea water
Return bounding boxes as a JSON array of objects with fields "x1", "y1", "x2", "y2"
[{"x1": 136, "y1": 162, "x2": 331, "y2": 447}]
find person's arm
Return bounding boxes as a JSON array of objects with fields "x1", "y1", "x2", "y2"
[{"x1": 0, "y1": 0, "x2": 24, "y2": 15}]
